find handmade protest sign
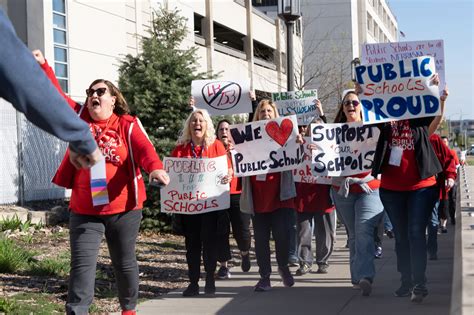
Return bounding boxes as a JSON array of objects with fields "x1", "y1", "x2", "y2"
[
  {"x1": 191, "y1": 79, "x2": 251, "y2": 115},
  {"x1": 229, "y1": 115, "x2": 302, "y2": 177},
  {"x1": 355, "y1": 56, "x2": 440, "y2": 124},
  {"x1": 272, "y1": 90, "x2": 318, "y2": 125},
  {"x1": 293, "y1": 136, "x2": 332, "y2": 184},
  {"x1": 361, "y1": 39, "x2": 445, "y2": 90},
  {"x1": 310, "y1": 122, "x2": 380, "y2": 177},
  {"x1": 160, "y1": 156, "x2": 230, "y2": 214}
]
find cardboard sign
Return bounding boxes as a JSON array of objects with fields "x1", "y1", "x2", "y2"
[
  {"x1": 272, "y1": 90, "x2": 318, "y2": 125},
  {"x1": 355, "y1": 56, "x2": 440, "y2": 124},
  {"x1": 310, "y1": 122, "x2": 380, "y2": 177},
  {"x1": 160, "y1": 156, "x2": 230, "y2": 214},
  {"x1": 229, "y1": 115, "x2": 302, "y2": 177},
  {"x1": 191, "y1": 79, "x2": 252, "y2": 115},
  {"x1": 292, "y1": 136, "x2": 332, "y2": 184},
  {"x1": 361, "y1": 39, "x2": 445, "y2": 90}
]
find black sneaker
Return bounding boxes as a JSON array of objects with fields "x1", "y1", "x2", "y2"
[
  {"x1": 411, "y1": 284, "x2": 428, "y2": 303},
  {"x1": 394, "y1": 283, "x2": 412, "y2": 297},
  {"x1": 204, "y1": 276, "x2": 216, "y2": 294},
  {"x1": 316, "y1": 264, "x2": 328, "y2": 274},
  {"x1": 295, "y1": 264, "x2": 311, "y2": 276},
  {"x1": 385, "y1": 229, "x2": 394, "y2": 239},
  {"x1": 182, "y1": 283, "x2": 199, "y2": 297},
  {"x1": 241, "y1": 253, "x2": 251, "y2": 272},
  {"x1": 359, "y1": 278, "x2": 372, "y2": 296},
  {"x1": 278, "y1": 266, "x2": 295, "y2": 287},
  {"x1": 216, "y1": 266, "x2": 231, "y2": 279}
]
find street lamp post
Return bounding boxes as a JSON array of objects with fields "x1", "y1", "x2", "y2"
[{"x1": 278, "y1": 0, "x2": 301, "y2": 92}]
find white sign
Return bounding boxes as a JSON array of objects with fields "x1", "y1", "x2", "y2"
[
  {"x1": 361, "y1": 39, "x2": 445, "y2": 90},
  {"x1": 310, "y1": 122, "x2": 380, "y2": 177},
  {"x1": 160, "y1": 156, "x2": 230, "y2": 214},
  {"x1": 293, "y1": 137, "x2": 332, "y2": 184},
  {"x1": 229, "y1": 115, "x2": 302, "y2": 177},
  {"x1": 355, "y1": 56, "x2": 440, "y2": 124},
  {"x1": 191, "y1": 79, "x2": 252, "y2": 115},
  {"x1": 272, "y1": 90, "x2": 318, "y2": 125}
]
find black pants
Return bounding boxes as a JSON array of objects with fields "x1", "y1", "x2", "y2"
[
  {"x1": 183, "y1": 211, "x2": 219, "y2": 284},
  {"x1": 448, "y1": 184, "x2": 457, "y2": 223},
  {"x1": 217, "y1": 194, "x2": 252, "y2": 262}
]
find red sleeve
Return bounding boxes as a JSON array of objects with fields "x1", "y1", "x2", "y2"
[
  {"x1": 40, "y1": 59, "x2": 78, "y2": 111},
  {"x1": 130, "y1": 117, "x2": 163, "y2": 173}
]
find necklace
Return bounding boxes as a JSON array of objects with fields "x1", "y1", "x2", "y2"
[{"x1": 190, "y1": 141, "x2": 204, "y2": 159}]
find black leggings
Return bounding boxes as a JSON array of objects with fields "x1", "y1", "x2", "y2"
[{"x1": 217, "y1": 194, "x2": 252, "y2": 262}]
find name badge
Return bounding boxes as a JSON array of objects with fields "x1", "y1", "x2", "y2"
[
  {"x1": 256, "y1": 173, "x2": 267, "y2": 181},
  {"x1": 388, "y1": 146, "x2": 403, "y2": 167}
]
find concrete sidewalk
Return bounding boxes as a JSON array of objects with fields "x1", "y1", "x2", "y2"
[{"x1": 131, "y1": 226, "x2": 454, "y2": 315}]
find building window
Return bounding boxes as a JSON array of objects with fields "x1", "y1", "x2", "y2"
[
  {"x1": 367, "y1": 13, "x2": 373, "y2": 33},
  {"x1": 53, "y1": 0, "x2": 69, "y2": 93},
  {"x1": 252, "y1": 0, "x2": 278, "y2": 6},
  {"x1": 254, "y1": 40, "x2": 275, "y2": 64}
]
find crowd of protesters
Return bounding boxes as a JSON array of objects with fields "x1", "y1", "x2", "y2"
[{"x1": 1, "y1": 9, "x2": 460, "y2": 312}]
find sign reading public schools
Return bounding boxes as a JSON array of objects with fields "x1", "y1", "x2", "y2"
[
  {"x1": 272, "y1": 90, "x2": 318, "y2": 125},
  {"x1": 356, "y1": 56, "x2": 440, "y2": 124},
  {"x1": 310, "y1": 122, "x2": 380, "y2": 177},
  {"x1": 230, "y1": 115, "x2": 301, "y2": 177},
  {"x1": 160, "y1": 156, "x2": 230, "y2": 214},
  {"x1": 361, "y1": 39, "x2": 445, "y2": 90},
  {"x1": 191, "y1": 79, "x2": 252, "y2": 115}
]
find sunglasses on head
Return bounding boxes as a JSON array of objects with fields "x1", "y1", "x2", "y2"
[
  {"x1": 86, "y1": 87, "x2": 107, "y2": 97},
  {"x1": 343, "y1": 100, "x2": 360, "y2": 107}
]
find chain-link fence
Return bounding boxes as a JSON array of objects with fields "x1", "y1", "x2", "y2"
[{"x1": 0, "y1": 99, "x2": 69, "y2": 205}]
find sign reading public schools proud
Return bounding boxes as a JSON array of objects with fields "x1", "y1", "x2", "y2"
[
  {"x1": 272, "y1": 90, "x2": 318, "y2": 125},
  {"x1": 293, "y1": 136, "x2": 332, "y2": 185},
  {"x1": 229, "y1": 115, "x2": 301, "y2": 177},
  {"x1": 310, "y1": 122, "x2": 380, "y2": 177},
  {"x1": 361, "y1": 39, "x2": 445, "y2": 89},
  {"x1": 355, "y1": 56, "x2": 440, "y2": 124},
  {"x1": 191, "y1": 79, "x2": 252, "y2": 116},
  {"x1": 160, "y1": 156, "x2": 230, "y2": 214}
]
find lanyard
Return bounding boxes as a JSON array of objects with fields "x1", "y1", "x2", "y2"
[{"x1": 190, "y1": 141, "x2": 204, "y2": 159}]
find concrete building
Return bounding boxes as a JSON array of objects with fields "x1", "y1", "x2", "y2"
[
  {"x1": 0, "y1": 0, "x2": 302, "y2": 204},
  {"x1": 253, "y1": 0, "x2": 399, "y2": 115}
]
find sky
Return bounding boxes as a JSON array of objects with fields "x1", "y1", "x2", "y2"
[{"x1": 388, "y1": 0, "x2": 474, "y2": 120}]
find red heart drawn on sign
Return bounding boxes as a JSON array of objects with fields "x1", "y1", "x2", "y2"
[{"x1": 265, "y1": 119, "x2": 293, "y2": 146}]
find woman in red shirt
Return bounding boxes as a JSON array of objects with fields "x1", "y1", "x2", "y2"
[
  {"x1": 240, "y1": 99, "x2": 296, "y2": 292},
  {"x1": 214, "y1": 119, "x2": 252, "y2": 279},
  {"x1": 34, "y1": 50, "x2": 168, "y2": 315},
  {"x1": 171, "y1": 109, "x2": 230, "y2": 297},
  {"x1": 330, "y1": 91, "x2": 383, "y2": 297}
]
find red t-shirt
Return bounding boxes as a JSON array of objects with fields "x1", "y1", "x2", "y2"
[
  {"x1": 381, "y1": 120, "x2": 436, "y2": 191},
  {"x1": 71, "y1": 114, "x2": 135, "y2": 214},
  {"x1": 250, "y1": 173, "x2": 295, "y2": 213},
  {"x1": 296, "y1": 183, "x2": 335, "y2": 213}
]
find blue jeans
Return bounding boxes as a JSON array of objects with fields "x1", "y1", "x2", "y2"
[
  {"x1": 380, "y1": 186, "x2": 438, "y2": 286},
  {"x1": 331, "y1": 188, "x2": 383, "y2": 284},
  {"x1": 253, "y1": 208, "x2": 293, "y2": 278},
  {"x1": 383, "y1": 211, "x2": 393, "y2": 231},
  {"x1": 427, "y1": 199, "x2": 440, "y2": 256}
]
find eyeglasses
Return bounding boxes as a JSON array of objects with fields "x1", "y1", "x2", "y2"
[
  {"x1": 343, "y1": 100, "x2": 360, "y2": 107},
  {"x1": 86, "y1": 87, "x2": 107, "y2": 97}
]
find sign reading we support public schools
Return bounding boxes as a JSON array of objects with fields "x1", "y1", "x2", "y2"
[
  {"x1": 272, "y1": 90, "x2": 318, "y2": 125},
  {"x1": 160, "y1": 156, "x2": 230, "y2": 214},
  {"x1": 310, "y1": 122, "x2": 380, "y2": 177},
  {"x1": 355, "y1": 56, "x2": 440, "y2": 124},
  {"x1": 191, "y1": 79, "x2": 252, "y2": 116},
  {"x1": 230, "y1": 115, "x2": 302, "y2": 177}
]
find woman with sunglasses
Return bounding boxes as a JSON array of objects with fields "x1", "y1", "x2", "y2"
[
  {"x1": 33, "y1": 50, "x2": 169, "y2": 315},
  {"x1": 330, "y1": 91, "x2": 383, "y2": 296}
]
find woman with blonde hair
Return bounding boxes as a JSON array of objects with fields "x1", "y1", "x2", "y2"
[
  {"x1": 171, "y1": 108, "x2": 231, "y2": 297},
  {"x1": 241, "y1": 99, "x2": 297, "y2": 291}
]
